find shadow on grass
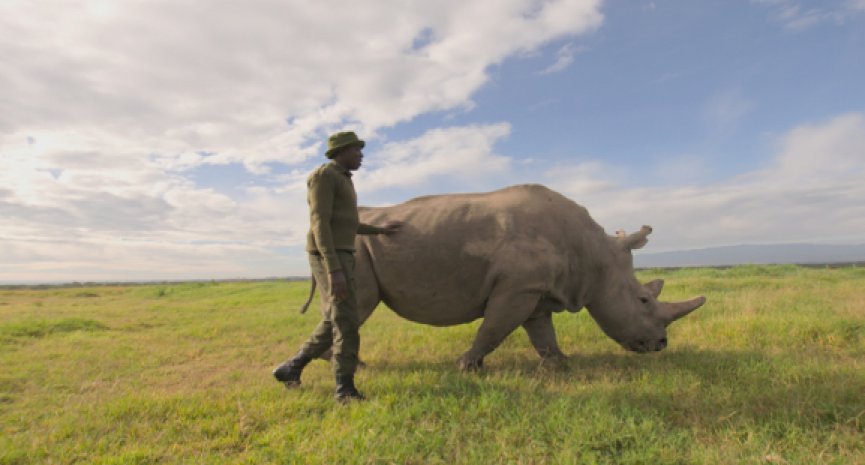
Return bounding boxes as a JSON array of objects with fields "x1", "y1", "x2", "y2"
[{"x1": 365, "y1": 348, "x2": 865, "y2": 431}]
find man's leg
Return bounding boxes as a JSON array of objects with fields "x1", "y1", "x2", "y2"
[
  {"x1": 273, "y1": 253, "x2": 334, "y2": 387},
  {"x1": 331, "y1": 251, "x2": 364, "y2": 401}
]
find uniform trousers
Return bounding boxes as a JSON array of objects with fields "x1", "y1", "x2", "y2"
[{"x1": 300, "y1": 250, "x2": 359, "y2": 377}]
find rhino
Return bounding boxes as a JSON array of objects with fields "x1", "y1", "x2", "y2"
[{"x1": 300, "y1": 184, "x2": 706, "y2": 370}]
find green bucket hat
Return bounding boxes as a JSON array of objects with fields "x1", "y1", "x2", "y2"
[{"x1": 325, "y1": 131, "x2": 365, "y2": 158}]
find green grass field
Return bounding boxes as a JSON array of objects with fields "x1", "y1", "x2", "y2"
[{"x1": 1, "y1": 265, "x2": 863, "y2": 464}]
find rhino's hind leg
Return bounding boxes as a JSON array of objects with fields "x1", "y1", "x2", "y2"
[
  {"x1": 522, "y1": 311, "x2": 567, "y2": 366},
  {"x1": 354, "y1": 243, "x2": 382, "y2": 327},
  {"x1": 458, "y1": 289, "x2": 542, "y2": 371}
]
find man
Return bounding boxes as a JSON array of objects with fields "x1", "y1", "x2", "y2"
[{"x1": 273, "y1": 131, "x2": 401, "y2": 402}]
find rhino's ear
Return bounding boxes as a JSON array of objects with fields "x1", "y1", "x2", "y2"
[
  {"x1": 644, "y1": 279, "x2": 664, "y2": 298},
  {"x1": 616, "y1": 225, "x2": 652, "y2": 250}
]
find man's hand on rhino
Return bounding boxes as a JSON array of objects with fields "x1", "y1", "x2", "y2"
[
  {"x1": 381, "y1": 221, "x2": 403, "y2": 235},
  {"x1": 329, "y1": 270, "x2": 349, "y2": 301}
]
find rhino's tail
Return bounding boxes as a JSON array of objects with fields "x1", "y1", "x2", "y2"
[{"x1": 299, "y1": 275, "x2": 316, "y2": 314}]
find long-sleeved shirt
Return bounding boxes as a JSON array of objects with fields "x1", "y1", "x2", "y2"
[{"x1": 305, "y1": 162, "x2": 384, "y2": 273}]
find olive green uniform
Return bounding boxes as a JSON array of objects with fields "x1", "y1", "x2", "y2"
[{"x1": 300, "y1": 161, "x2": 384, "y2": 377}]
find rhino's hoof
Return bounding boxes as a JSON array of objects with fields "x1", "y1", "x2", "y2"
[
  {"x1": 538, "y1": 354, "x2": 569, "y2": 370},
  {"x1": 457, "y1": 356, "x2": 484, "y2": 371}
]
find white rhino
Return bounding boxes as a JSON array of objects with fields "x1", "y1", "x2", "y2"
[{"x1": 301, "y1": 184, "x2": 706, "y2": 370}]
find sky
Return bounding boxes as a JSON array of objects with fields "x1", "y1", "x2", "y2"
[{"x1": 1, "y1": 0, "x2": 864, "y2": 283}]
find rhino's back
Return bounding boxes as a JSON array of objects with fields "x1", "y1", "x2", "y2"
[{"x1": 357, "y1": 184, "x2": 603, "y2": 325}]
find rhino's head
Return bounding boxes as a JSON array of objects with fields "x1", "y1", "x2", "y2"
[{"x1": 585, "y1": 225, "x2": 706, "y2": 353}]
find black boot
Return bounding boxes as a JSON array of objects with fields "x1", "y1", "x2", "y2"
[
  {"x1": 335, "y1": 374, "x2": 365, "y2": 402},
  {"x1": 272, "y1": 353, "x2": 312, "y2": 388}
]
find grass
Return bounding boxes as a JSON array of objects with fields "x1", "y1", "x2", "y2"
[{"x1": 1, "y1": 265, "x2": 863, "y2": 464}]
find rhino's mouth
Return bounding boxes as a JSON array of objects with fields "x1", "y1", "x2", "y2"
[{"x1": 625, "y1": 338, "x2": 667, "y2": 353}]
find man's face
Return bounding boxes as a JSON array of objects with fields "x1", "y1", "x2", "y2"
[{"x1": 336, "y1": 145, "x2": 363, "y2": 170}]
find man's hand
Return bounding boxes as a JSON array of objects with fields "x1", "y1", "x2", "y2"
[
  {"x1": 381, "y1": 221, "x2": 403, "y2": 235},
  {"x1": 329, "y1": 270, "x2": 349, "y2": 301}
]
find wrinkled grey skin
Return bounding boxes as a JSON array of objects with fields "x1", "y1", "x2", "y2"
[{"x1": 301, "y1": 184, "x2": 706, "y2": 370}]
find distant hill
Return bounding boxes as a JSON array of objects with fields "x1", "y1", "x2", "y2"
[{"x1": 634, "y1": 243, "x2": 865, "y2": 268}]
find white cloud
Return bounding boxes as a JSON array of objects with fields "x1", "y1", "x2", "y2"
[
  {"x1": 5, "y1": 0, "x2": 859, "y2": 283},
  {"x1": 0, "y1": 122, "x2": 514, "y2": 282},
  {"x1": 357, "y1": 124, "x2": 512, "y2": 192},
  {"x1": 537, "y1": 42, "x2": 585, "y2": 75},
  {"x1": 545, "y1": 113, "x2": 865, "y2": 250},
  {"x1": 0, "y1": 0, "x2": 603, "y2": 171},
  {"x1": 542, "y1": 161, "x2": 621, "y2": 197},
  {"x1": 0, "y1": 237, "x2": 307, "y2": 283},
  {"x1": 648, "y1": 154, "x2": 712, "y2": 186},
  {"x1": 772, "y1": 113, "x2": 865, "y2": 181},
  {"x1": 0, "y1": 0, "x2": 604, "y2": 282},
  {"x1": 4, "y1": 110, "x2": 864, "y2": 281},
  {"x1": 0, "y1": 162, "x2": 312, "y2": 281},
  {"x1": 752, "y1": 0, "x2": 865, "y2": 29}
]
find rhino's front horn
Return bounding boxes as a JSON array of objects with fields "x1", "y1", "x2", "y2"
[{"x1": 661, "y1": 296, "x2": 706, "y2": 324}]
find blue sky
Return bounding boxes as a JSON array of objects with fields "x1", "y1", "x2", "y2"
[
  {"x1": 1, "y1": 0, "x2": 864, "y2": 282},
  {"x1": 382, "y1": 1, "x2": 864, "y2": 180}
]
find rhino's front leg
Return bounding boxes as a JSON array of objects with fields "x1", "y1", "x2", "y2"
[
  {"x1": 522, "y1": 311, "x2": 567, "y2": 365},
  {"x1": 458, "y1": 290, "x2": 542, "y2": 371}
]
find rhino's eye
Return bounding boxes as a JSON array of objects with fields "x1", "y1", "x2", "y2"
[{"x1": 639, "y1": 296, "x2": 650, "y2": 304}]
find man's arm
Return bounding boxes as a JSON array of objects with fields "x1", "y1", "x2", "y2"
[
  {"x1": 308, "y1": 174, "x2": 341, "y2": 274},
  {"x1": 357, "y1": 223, "x2": 384, "y2": 235},
  {"x1": 358, "y1": 221, "x2": 403, "y2": 235}
]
